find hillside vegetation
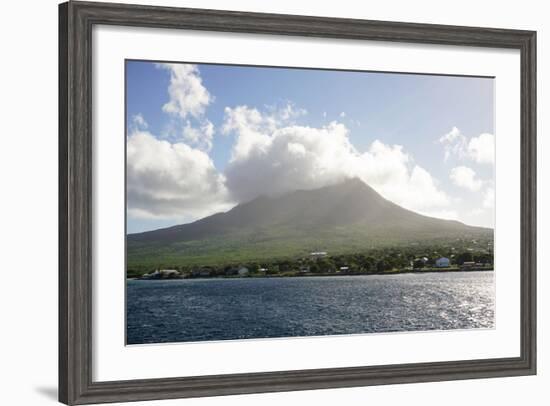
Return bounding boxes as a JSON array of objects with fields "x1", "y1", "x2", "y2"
[{"x1": 127, "y1": 178, "x2": 493, "y2": 272}]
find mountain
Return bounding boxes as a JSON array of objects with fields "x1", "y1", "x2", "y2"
[{"x1": 127, "y1": 178, "x2": 492, "y2": 269}]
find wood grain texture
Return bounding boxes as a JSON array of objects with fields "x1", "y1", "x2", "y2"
[
  {"x1": 58, "y1": 3, "x2": 69, "y2": 404},
  {"x1": 58, "y1": 1, "x2": 537, "y2": 404}
]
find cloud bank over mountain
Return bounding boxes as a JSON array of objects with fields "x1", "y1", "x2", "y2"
[
  {"x1": 222, "y1": 104, "x2": 450, "y2": 216},
  {"x1": 126, "y1": 63, "x2": 495, "y2": 229}
]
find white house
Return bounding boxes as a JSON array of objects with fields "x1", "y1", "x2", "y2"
[
  {"x1": 141, "y1": 269, "x2": 180, "y2": 279},
  {"x1": 310, "y1": 251, "x2": 327, "y2": 260},
  {"x1": 238, "y1": 267, "x2": 249, "y2": 276},
  {"x1": 435, "y1": 257, "x2": 450, "y2": 268}
]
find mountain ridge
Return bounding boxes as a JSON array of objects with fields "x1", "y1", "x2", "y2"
[
  {"x1": 127, "y1": 178, "x2": 492, "y2": 268},
  {"x1": 129, "y1": 178, "x2": 489, "y2": 240}
]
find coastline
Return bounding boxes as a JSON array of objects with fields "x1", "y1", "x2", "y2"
[{"x1": 128, "y1": 267, "x2": 494, "y2": 281}]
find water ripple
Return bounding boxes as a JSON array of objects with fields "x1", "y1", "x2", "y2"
[{"x1": 127, "y1": 271, "x2": 495, "y2": 344}]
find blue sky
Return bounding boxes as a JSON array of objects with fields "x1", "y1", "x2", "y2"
[{"x1": 126, "y1": 60, "x2": 495, "y2": 233}]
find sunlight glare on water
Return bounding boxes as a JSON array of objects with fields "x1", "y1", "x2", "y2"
[{"x1": 126, "y1": 271, "x2": 494, "y2": 344}]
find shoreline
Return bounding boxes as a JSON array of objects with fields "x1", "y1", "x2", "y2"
[{"x1": 128, "y1": 268, "x2": 494, "y2": 281}]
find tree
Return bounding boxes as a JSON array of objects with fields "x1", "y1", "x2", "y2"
[
  {"x1": 278, "y1": 260, "x2": 291, "y2": 272},
  {"x1": 317, "y1": 258, "x2": 333, "y2": 273},
  {"x1": 413, "y1": 259, "x2": 425, "y2": 269},
  {"x1": 310, "y1": 263, "x2": 321, "y2": 273},
  {"x1": 376, "y1": 260, "x2": 389, "y2": 272},
  {"x1": 456, "y1": 251, "x2": 474, "y2": 265}
]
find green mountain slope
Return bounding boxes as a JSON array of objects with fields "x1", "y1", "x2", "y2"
[{"x1": 127, "y1": 178, "x2": 492, "y2": 269}]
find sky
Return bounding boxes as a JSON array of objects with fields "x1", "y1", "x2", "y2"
[{"x1": 126, "y1": 60, "x2": 495, "y2": 234}]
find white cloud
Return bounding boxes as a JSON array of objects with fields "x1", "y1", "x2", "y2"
[
  {"x1": 182, "y1": 119, "x2": 215, "y2": 152},
  {"x1": 222, "y1": 105, "x2": 272, "y2": 161},
  {"x1": 439, "y1": 126, "x2": 468, "y2": 162},
  {"x1": 125, "y1": 63, "x2": 227, "y2": 222},
  {"x1": 439, "y1": 126, "x2": 462, "y2": 143},
  {"x1": 468, "y1": 133, "x2": 495, "y2": 164},
  {"x1": 131, "y1": 113, "x2": 148, "y2": 130},
  {"x1": 483, "y1": 187, "x2": 495, "y2": 209},
  {"x1": 339, "y1": 112, "x2": 346, "y2": 118},
  {"x1": 126, "y1": 130, "x2": 231, "y2": 220},
  {"x1": 450, "y1": 166, "x2": 483, "y2": 191},
  {"x1": 156, "y1": 63, "x2": 216, "y2": 152},
  {"x1": 394, "y1": 165, "x2": 450, "y2": 210},
  {"x1": 222, "y1": 105, "x2": 450, "y2": 214},
  {"x1": 439, "y1": 127, "x2": 495, "y2": 165},
  {"x1": 221, "y1": 103, "x2": 305, "y2": 161},
  {"x1": 274, "y1": 102, "x2": 307, "y2": 121},
  {"x1": 157, "y1": 63, "x2": 212, "y2": 119},
  {"x1": 417, "y1": 209, "x2": 459, "y2": 221}
]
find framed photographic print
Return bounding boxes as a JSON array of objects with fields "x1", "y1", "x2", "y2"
[{"x1": 59, "y1": 1, "x2": 536, "y2": 404}]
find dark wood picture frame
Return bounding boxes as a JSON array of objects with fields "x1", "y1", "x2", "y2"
[{"x1": 59, "y1": 1, "x2": 537, "y2": 404}]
